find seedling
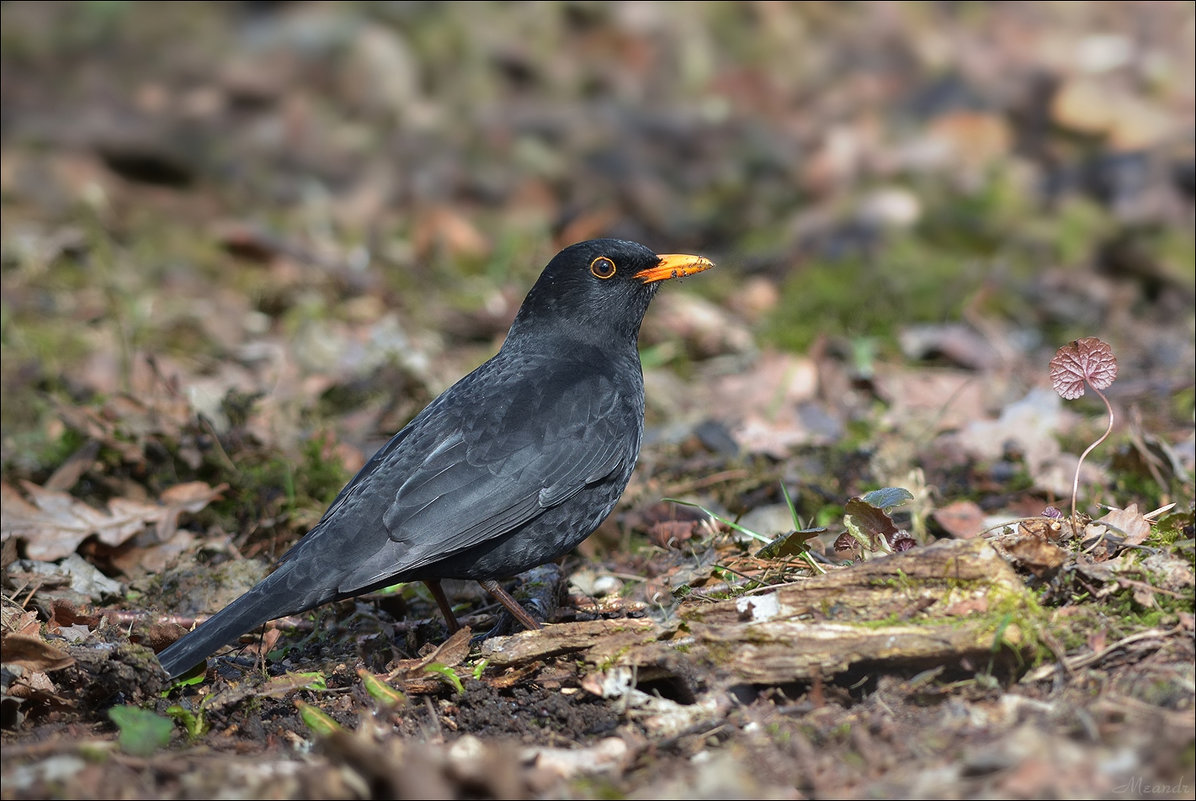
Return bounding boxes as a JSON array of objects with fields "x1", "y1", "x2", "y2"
[
  {"x1": 165, "y1": 703, "x2": 210, "y2": 739},
  {"x1": 424, "y1": 662, "x2": 465, "y2": 694},
  {"x1": 834, "y1": 487, "x2": 917, "y2": 559},
  {"x1": 108, "y1": 705, "x2": 174, "y2": 755},
  {"x1": 358, "y1": 669, "x2": 406, "y2": 709},
  {"x1": 295, "y1": 699, "x2": 341, "y2": 735},
  {"x1": 1048, "y1": 337, "x2": 1118, "y2": 529},
  {"x1": 665, "y1": 487, "x2": 827, "y2": 575}
]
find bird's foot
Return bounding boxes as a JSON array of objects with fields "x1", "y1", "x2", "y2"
[{"x1": 475, "y1": 563, "x2": 562, "y2": 639}]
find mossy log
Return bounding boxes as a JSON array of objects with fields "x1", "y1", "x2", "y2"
[{"x1": 480, "y1": 538, "x2": 1040, "y2": 687}]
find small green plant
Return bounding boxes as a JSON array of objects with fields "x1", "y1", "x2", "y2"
[
  {"x1": 108, "y1": 705, "x2": 174, "y2": 756},
  {"x1": 1048, "y1": 337, "x2": 1118, "y2": 528},
  {"x1": 295, "y1": 699, "x2": 341, "y2": 736},
  {"x1": 669, "y1": 484, "x2": 919, "y2": 571},
  {"x1": 424, "y1": 662, "x2": 465, "y2": 694},
  {"x1": 164, "y1": 663, "x2": 208, "y2": 689},
  {"x1": 833, "y1": 487, "x2": 917, "y2": 560},
  {"x1": 358, "y1": 669, "x2": 406, "y2": 708},
  {"x1": 165, "y1": 704, "x2": 209, "y2": 739},
  {"x1": 665, "y1": 486, "x2": 827, "y2": 575},
  {"x1": 294, "y1": 671, "x2": 328, "y2": 691}
]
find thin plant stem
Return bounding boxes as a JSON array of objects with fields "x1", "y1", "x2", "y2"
[{"x1": 1070, "y1": 384, "x2": 1114, "y2": 528}]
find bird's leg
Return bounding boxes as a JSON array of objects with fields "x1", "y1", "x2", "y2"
[
  {"x1": 422, "y1": 579, "x2": 461, "y2": 634},
  {"x1": 478, "y1": 579, "x2": 543, "y2": 631}
]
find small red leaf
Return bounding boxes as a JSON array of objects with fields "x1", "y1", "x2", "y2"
[{"x1": 1049, "y1": 337, "x2": 1117, "y2": 400}]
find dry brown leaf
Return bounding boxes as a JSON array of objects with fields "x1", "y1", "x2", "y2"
[
  {"x1": 1003, "y1": 537, "x2": 1068, "y2": 577},
  {"x1": 1, "y1": 608, "x2": 42, "y2": 638},
  {"x1": 156, "y1": 481, "x2": 229, "y2": 542},
  {"x1": 1019, "y1": 517, "x2": 1069, "y2": 542},
  {"x1": 1089, "y1": 504, "x2": 1151, "y2": 546},
  {"x1": 0, "y1": 480, "x2": 224, "y2": 561},
  {"x1": 108, "y1": 529, "x2": 197, "y2": 576},
  {"x1": 1, "y1": 481, "x2": 159, "y2": 560},
  {"x1": 393, "y1": 625, "x2": 473, "y2": 677},
  {"x1": 932, "y1": 500, "x2": 985, "y2": 539},
  {"x1": 897, "y1": 324, "x2": 1000, "y2": 370},
  {"x1": 647, "y1": 519, "x2": 699, "y2": 549},
  {"x1": 0, "y1": 633, "x2": 75, "y2": 672},
  {"x1": 926, "y1": 110, "x2": 1013, "y2": 170},
  {"x1": 708, "y1": 351, "x2": 820, "y2": 456},
  {"x1": 413, "y1": 205, "x2": 490, "y2": 260},
  {"x1": 51, "y1": 378, "x2": 201, "y2": 461},
  {"x1": 872, "y1": 365, "x2": 987, "y2": 435},
  {"x1": 53, "y1": 404, "x2": 144, "y2": 463},
  {"x1": 1051, "y1": 78, "x2": 1179, "y2": 148},
  {"x1": 44, "y1": 441, "x2": 102, "y2": 492},
  {"x1": 425, "y1": 625, "x2": 472, "y2": 668}
]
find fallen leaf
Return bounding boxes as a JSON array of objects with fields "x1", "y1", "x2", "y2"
[
  {"x1": 155, "y1": 482, "x2": 229, "y2": 542},
  {"x1": 647, "y1": 519, "x2": 700, "y2": 549},
  {"x1": 933, "y1": 501, "x2": 985, "y2": 539},
  {"x1": 1090, "y1": 504, "x2": 1151, "y2": 546},
  {"x1": 0, "y1": 633, "x2": 75, "y2": 672},
  {"x1": 0, "y1": 480, "x2": 225, "y2": 561},
  {"x1": 755, "y1": 527, "x2": 825, "y2": 559},
  {"x1": 1, "y1": 482, "x2": 161, "y2": 560},
  {"x1": 1002, "y1": 537, "x2": 1068, "y2": 577},
  {"x1": 707, "y1": 351, "x2": 820, "y2": 456},
  {"x1": 1, "y1": 608, "x2": 41, "y2": 637},
  {"x1": 1018, "y1": 517, "x2": 1069, "y2": 542},
  {"x1": 926, "y1": 110, "x2": 1013, "y2": 170},
  {"x1": 43, "y1": 441, "x2": 102, "y2": 492},
  {"x1": 413, "y1": 205, "x2": 490, "y2": 260}
]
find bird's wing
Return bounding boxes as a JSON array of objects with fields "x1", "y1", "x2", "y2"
[{"x1": 331, "y1": 353, "x2": 638, "y2": 593}]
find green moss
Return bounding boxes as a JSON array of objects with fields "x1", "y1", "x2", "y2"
[
  {"x1": 228, "y1": 433, "x2": 349, "y2": 521},
  {"x1": 592, "y1": 645, "x2": 635, "y2": 673},
  {"x1": 838, "y1": 573, "x2": 1049, "y2": 665},
  {"x1": 1029, "y1": 195, "x2": 1111, "y2": 269},
  {"x1": 1172, "y1": 386, "x2": 1196, "y2": 424},
  {"x1": 814, "y1": 504, "x2": 846, "y2": 530},
  {"x1": 766, "y1": 721, "x2": 792, "y2": 745},
  {"x1": 1151, "y1": 512, "x2": 1193, "y2": 547},
  {"x1": 863, "y1": 572, "x2": 917, "y2": 595},
  {"x1": 760, "y1": 232, "x2": 999, "y2": 354},
  {"x1": 983, "y1": 580, "x2": 1050, "y2": 663}
]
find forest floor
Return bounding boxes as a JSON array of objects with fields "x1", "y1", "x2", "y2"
[{"x1": 1, "y1": 3, "x2": 1193, "y2": 798}]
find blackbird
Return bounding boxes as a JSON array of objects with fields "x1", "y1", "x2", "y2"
[{"x1": 157, "y1": 238, "x2": 713, "y2": 678}]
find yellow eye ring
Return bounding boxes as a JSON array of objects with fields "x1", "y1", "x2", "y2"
[{"x1": 589, "y1": 256, "x2": 616, "y2": 279}]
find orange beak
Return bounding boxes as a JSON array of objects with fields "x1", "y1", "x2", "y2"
[{"x1": 636, "y1": 253, "x2": 715, "y2": 284}]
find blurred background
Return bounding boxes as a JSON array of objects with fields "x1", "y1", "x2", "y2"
[{"x1": 2, "y1": 0, "x2": 1193, "y2": 498}]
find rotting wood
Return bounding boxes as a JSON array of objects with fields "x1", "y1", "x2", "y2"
[
  {"x1": 480, "y1": 539, "x2": 1039, "y2": 687},
  {"x1": 682, "y1": 535, "x2": 1023, "y2": 627},
  {"x1": 479, "y1": 618, "x2": 660, "y2": 666}
]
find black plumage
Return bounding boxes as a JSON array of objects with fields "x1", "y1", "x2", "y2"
[{"x1": 157, "y1": 239, "x2": 713, "y2": 678}]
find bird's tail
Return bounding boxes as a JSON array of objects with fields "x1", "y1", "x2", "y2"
[{"x1": 156, "y1": 567, "x2": 302, "y2": 679}]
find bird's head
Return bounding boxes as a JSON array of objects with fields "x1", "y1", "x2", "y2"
[{"x1": 507, "y1": 239, "x2": 714, "y2": 347}]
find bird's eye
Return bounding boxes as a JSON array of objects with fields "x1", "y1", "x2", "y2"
[{"x1": 589, "y1": 256, "x2": 616, "y2": 279}]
